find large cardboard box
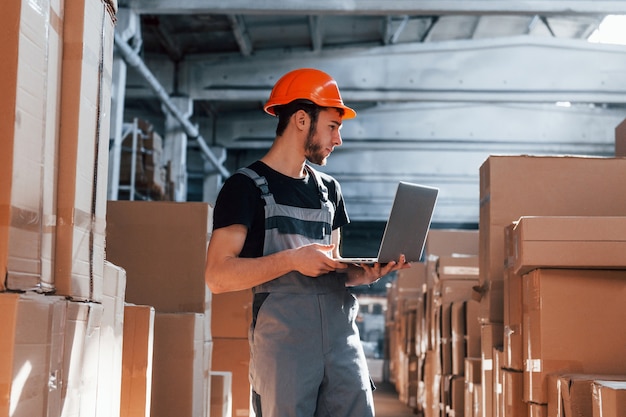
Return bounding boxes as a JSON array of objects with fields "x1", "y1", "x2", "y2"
[
  {"x1": 212, "y1": 338, "x2": 253, "y2": 417},
  {"x1": 592, "y1": 380, "x2": 626, "y2": 417},
  {"x1": 151, "y1": 313, "x2": 207, "y2": 417},
  {"x1": 510, "y1": 216, "x2": 626, "y2": 275},
  {"x1": 479, "y1": 156, "x2": 626, "y2": 321},
  {"x1": 548, "y1": 374, "x2": 626, "y2": 417},
  {"x1": 0, "y1": 293, "x2": 67, "y2": 417},
  {"x1": 120, "y1": 304, "x2": 155, "y2": 417},
  {"x1": 61, "y1": 301, "x2": 104, "y2": 417},
  {"x1": 0, "y1": 0, "x2": 64, "y2": 292},
  {"x1": 523, "y1": 269, "x2": 626, "y2": 404},
  {"x1": 55, "y1": 0, "x2": 116, "y2": 302},
  {"x1": 96, "y1": 261, "x2": 127, "y2": 417},
  {"x1": 106, "y1": 201, "x2": 213, "y2": 317}
]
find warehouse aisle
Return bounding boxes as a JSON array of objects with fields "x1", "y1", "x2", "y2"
[{"x1": 373, "y1": 381, "x2": 418, "y2": 417}]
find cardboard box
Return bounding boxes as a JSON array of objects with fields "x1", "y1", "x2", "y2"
[
  {"x1": 436, "y1": 255, "x2": 479, "y2": 281},
  {"x1": 212, "y1": 338, "x2": 253, "y2": 417},
  {"x1": 106, "y1": 201, "x2": 213, "y2": 319},
  {"x1": 473, "y1": 384, "x2": 483, "y2": 417},
  {"x1": 464, "y1": 357, "x2": 481, "y2": 417},
  {"x1": 523, "y1": 269, "x2": 626, "y2": 404},
  {"x1": 396, "y1": 261, "x2": 428, "y2": 293},
  {"x1": 528, "y1": 403, "x2": 547, "y2": 417},
  {"x1": 151, "y1": 313, "x2": 207, "y2": 417},
  {"x1": 548, "y1": 374, "x2": 626, "y2": 417},
  {"x1": 0, "y1": 293, "x2": 66, "y2": 417},
  {"x1": 1, "y1": 0, "x2": 63, "y2": 292},
  {"x1": 502, "y1": 369, "x2": 525, "y2": 417},
  {"x1": 479, "y1": 155, "x2": 626, "y2": 297},
  {"x1": 211, "y1": 290, "x2": 253, "y2": 339},
  {"x1": 61, "y1": 301, "x2": 104, "y2": 417},
  {"x1": 476, "y1": 278, "x2": 504, "y2": 326},
  {"x1": 423, "y1": 350, "x2": 442, "y2": 417},
  {"x1": 592, "y1": 380, "x2": 626, "y2": 417},
  {"x1": 511, "y1": 216, "x2": 626, "y2": 275},
  {"x1": 432, "y1": 279, "x2": 478, "y2": 357},
  {"x1": 480, "y1": 322, "x2": 503, "y2": 417},
  {"x1": 96, "y1": 261, "x2": 127, "y2": 417},
  {"x1": 504, "y1": 223, "x2": 524, "y2": 371},
  {"x1": 426, "y1": 229, "x2": 479, "y2": 257},
  {"x1": 120, "y1": 304, "x2": 155, "y2": 417},
  {"x1": 408, "y1": 354, "x2": 421, "y2": 409},
  {"x1": 443, "y1": 375, "x2": 465, "y2": 417},
  {"x1": 451, "y1": 300, "x2": 481, "y2": 376},
  {"x1": 55, "y1": 0, "x2": 116, "y2": 302},
  {"x1": 210, "y1": 371, "x2": 233, "y2": 417},
  {"x1": 493, "y1": 347, "x2": 503, "y2": 417}
]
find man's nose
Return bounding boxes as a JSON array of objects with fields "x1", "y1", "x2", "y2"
[{"x1": 334, "y1": 131, "x2": 343, "y2": 146}]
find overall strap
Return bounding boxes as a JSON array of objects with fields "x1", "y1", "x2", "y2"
[
  {"x1": 237, "y1": 167, "x2": 276, "y2": 205},
  {"x1": 304, "y1": 165, "x2": 329, "y2": 203}
]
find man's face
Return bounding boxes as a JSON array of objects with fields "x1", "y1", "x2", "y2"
[{"x1": 305, "y1": 108, "x2": 343, "y2": 166}]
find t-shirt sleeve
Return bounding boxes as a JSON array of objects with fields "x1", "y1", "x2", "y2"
[{"x1": 212, "y1": 173, "x2": 260, "y2": 231}]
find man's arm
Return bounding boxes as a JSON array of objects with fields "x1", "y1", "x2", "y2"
[{"x1": 205, "y1": 224, "x2": 347, "y2": 294}]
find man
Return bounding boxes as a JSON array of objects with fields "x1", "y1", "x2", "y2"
[{"x1": 205, "y1": 68, "x2": 410, "y2": 417}]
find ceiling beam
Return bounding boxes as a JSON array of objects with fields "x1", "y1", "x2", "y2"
[
  {"x1": 177, "y1": 36, "x2": 626, "y2": 104},
  {"x1": 124, "y1": 0, "x2": 626, "y2": 15},
  {"x1": 227, "y1": 15, "x2": 253, "y2": 56},
  {"x1": 125, "y1": 36, "x2": 626, "y2": 104},
  {"x1": 308, "y1": 15, "x2": 323, "y2": 51}
]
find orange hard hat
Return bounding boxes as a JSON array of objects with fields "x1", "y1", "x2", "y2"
[{"x1": 263, "y1": 68, "x2": 356, "y2": 119}]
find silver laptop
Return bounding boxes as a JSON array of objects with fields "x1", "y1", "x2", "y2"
[{"x1": 337, "y1": 182, "x2": 439, "y2": 264}]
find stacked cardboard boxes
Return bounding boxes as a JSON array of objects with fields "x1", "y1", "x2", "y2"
[
  {"x1": 0, "y1": 2, "x2": 123, "y2": 417},
  {"x1": 210, "y1": 290, "x2": 254, "y2": 417},
  {"x1": 119, "y1": 119, "x2": 169, "y2": 201},
  {"x1": 501, "y1": 215, "x2": 626, "y2": 417},
  {"x1": 387, "y1": 263, "x2": 427, "y2": 410},
  {"x1": 106, "y1": 201, "x2": 215, "y2": 417},
  {"x1": 478, "y1": 155, "x2": 626, "y2": 417},
  {"x1": 386, "y1": 229, "x2": 480, "y2": 416}
]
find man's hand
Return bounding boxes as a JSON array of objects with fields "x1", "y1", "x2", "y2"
[
  {"x1": 291, "y1": 243, "x2": 349, "y2": 277},
  {"x1": 344, "y1": 254, "x2": 411, "y2": 287}
]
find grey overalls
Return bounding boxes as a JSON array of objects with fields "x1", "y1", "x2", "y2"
[{"x1": 238, "y1": 166, "x2": 375, "y2": 417}]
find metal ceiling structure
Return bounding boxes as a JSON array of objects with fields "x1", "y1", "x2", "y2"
[{"x1": 110, "y1": 1, "x2": 626, "y2": 233}]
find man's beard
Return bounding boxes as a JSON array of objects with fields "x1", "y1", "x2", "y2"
[{"x1": 304, "y1": 124, "x2": 327, "y2": 166}]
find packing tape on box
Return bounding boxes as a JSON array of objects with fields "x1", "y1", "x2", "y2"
[
  {"x1": 57, "y1": 208, "x2": 105, "y2": 235},
  {"x1": 8, "y1": 206, "x2": 56, "y2": 233},
  {"x1": 526, "y1": 358, "x2": 584, "y2": 374},
  {"x1": 526, "y1": 359, "x2": 542, "y2": 373}
]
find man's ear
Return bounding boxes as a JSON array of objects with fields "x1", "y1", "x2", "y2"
[{"x1": 294, "y1": 109, "x2": 309, "y2": 130}]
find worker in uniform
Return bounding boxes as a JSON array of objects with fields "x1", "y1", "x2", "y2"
[{"x1": 205, "y1": 68, "x2": 410, "y2": 417}]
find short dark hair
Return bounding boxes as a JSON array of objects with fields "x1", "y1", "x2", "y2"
[{"x1": 273, "y1": 100, "x2": 345, "y2": 136}]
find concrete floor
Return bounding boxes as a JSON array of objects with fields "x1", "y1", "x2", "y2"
[{"x1": 373, "y1": 381, "x2": 419, "y2": 417}]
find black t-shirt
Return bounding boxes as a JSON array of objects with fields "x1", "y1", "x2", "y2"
[{"x1": 213, "y1": 161, "x2": 349, "y2": 258}]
